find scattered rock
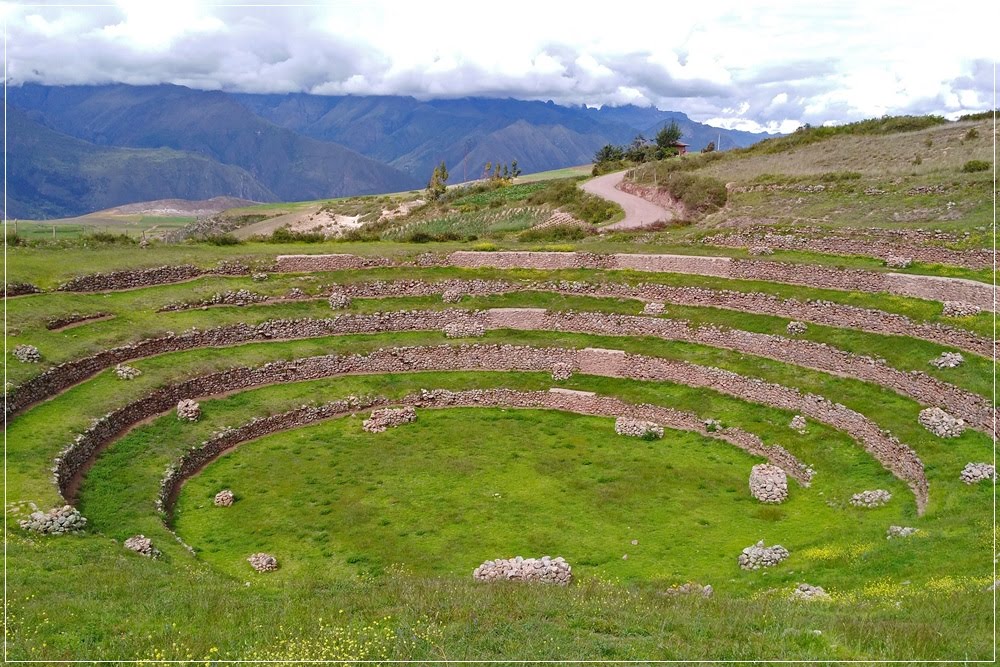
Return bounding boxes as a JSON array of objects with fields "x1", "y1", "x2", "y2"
[
  {"x1": 328, "y1": 293, "x2": 352, "y2": 310},
  {"x1": 642, "y1": 302, "x2": 666, "y2": 315},
  {"x1": 473, "y1": 556, "x2": 571, "y2": 585},
  {"x1": 176, "y1": 399, "x2": 201, "y2": 422},
  {"x1": 789, "y1": 415, "x2": 807, "y2": 433},
  {"x1": 214, "y1": 489, "x2": 235, "y2": 507},
  {"x1": 918, "y1": 407, "x2": 966, "y2": 438},
  {"x1": 363, "y1": 406, "x2": 416, "y2": 433},
  {"x1": 929, "y1": 352, "x2": 964, "y2": 369},
  {"x1": 248, "y1": 552, "x2": 278, "y2": 572},
  {"x1": 850, "y1": 489, "x2": 891, "y2": 508},
  {"x1": 738, "y1": 540, "x2": 789, "y2": 570},
  {"x1": 942, "y1": 301, "x2": 980, "y2": 317},
  {"x1": 790, "y1": 583, "x2": 830, "y2": 601},
  {"x1": 18, "y1": 505, "x2": 87, "y2": 534},
  {"x1": 551, "y1": 362, "x2": 573, "y2": 381},
  {"x1": 13, "y1": 344, "x2": 40, "y2": 363},
  {"x1": 124, "y1": 534, "x2": 160, "y2": 558},
  {"x1": 886, "y1": 525, "x2": 917, "y2": 539},
  {"x1": 614, "y1": 417, "x2": 664, "y2": 439},
  {"x1": 664, "y1": 582, "x2": 713, "y2": 597},
  {"x1": 786, "y1": 321, "x2": 808, "y2": 336},
  {"x1": 749, "y1": 464, "x2": 788, "y2": 503},
  {"x1": 960, "y1": 462, "x2": 996, "y2": 484},
  {"x1": 114, "y1": 364, "x2": 142, "y2": 380}
]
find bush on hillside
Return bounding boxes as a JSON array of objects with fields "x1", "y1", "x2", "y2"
[
  {"x1": 958, "y1": 110, "x2": 996, "y2": 121},
  {"x1": 518, "y1": 224, "x2": 592, "y2": 242},
  {"x1": 663, "y1": 172, "x2": 728, "y2": 214},
  {"x1": 739, "y1": 114, "x2": 948, "y2": 156},
  {"x1": 202, "y1": 234, "x2": 242, "y2": 246},
  {"x1": 257, "y1": 227, "x2": 326, "y2": 243},
  {"x1": 961, "y1": 160, "x2": 990, "y2": 173},
  {"x1": 86, "y1": 232, "x2": 138, "y2": 245}
]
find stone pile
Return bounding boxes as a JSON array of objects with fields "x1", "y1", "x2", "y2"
[
  {"x1": 703, "y1": 418, "x2": 723, "y2": 432},
  {"x1": 929, "y1": 352, "x2": 964, "y2": 369},
  {"x1": 441, "y1": 289, "x2": 464, "y2": 304},
  {"x1": 886, "y1": 525, "x2": 917, "y2": 539},
  {"x1": 363, "y1": 406, "x2": 417, "y2": 433},
  {"x1": 551, "y1": 362, "x2": 574, "y2": 381},
  {"x1": 251, "y1": 272, "x2": 268, "y2": 281},
  {"x1": 885, "y1": 256, "x2": 912, "y2": 269},
  {"x1": 286, "y1": 288, "x2": 307, "y2": 298},
  {"x1": 748, "y1": 246, "x2": 773, "y2": 256},
  {"x1": 6, "y1": 282, "x2": 41, "y2": 297},
  {"x1": 176, "y1": 399, "x2": 201, "y2": 422},
  {"x1": 614, "y1": 417, "x2": 664, "y2": 439},
  {"x1": 473, "y1": 556, "x2": 571, "y2": 585},
  {"x1": 790, "y1": 583, "x2": 830, "y2": 601},
  {"x1": 664, "y1": 582, "x2": 713, "y2": 597},
  {"x1": 850, "y1": 489, "x2": 891, "y2": 508},
  {"x1": 248, "y1": 553, "x2": 278, "y2": 572},
  {"x1": 738, "y1": 540, "x2": 789, "y2": 570},
  {"x1": 18, "y1": 505, "x2": 87, "y2": 534},
  {"x1": 328, "y1": 293, "x2": 352, "y2": 310},
  {"x1": 114, "y1": 364, "x2": 142, "y2": 380},
  {"x1": 642, "y1": 302, "x2": 666, "y2": 315},
  {"x1": 918, "y1": 407, "x2": 966, "y2": 438},
  {"x1": 124, "y1": 534, "x2": 160, "y2": 557},
  {"x1": 786, "y1": 321, "x2": 808, "y2": 335},
  {"x1": 214, "y1": 489, "x2": 235, "y2": 506},
  {"x1": 13, "y1": 345, "x2": 40, "y2": 363},
  {"x1": 789, "y1": 415, "x2": 807, "y2": 433},
  {"x1": 960, "y1": 462, "x2": 995, "y2": 484},
  {"x1": 443, "y1": 321, "x2": 485, "y2": 338},
  {"x1": 749, "y1": 464, "x2": 788, "y2": 503},
  {"x1": 942, "y1": 301, "x2": 980, "y2": 317}
]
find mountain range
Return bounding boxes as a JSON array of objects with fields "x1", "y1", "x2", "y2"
[{"x1": 5, "y1": 83, "x2": 771, "y2": 219}]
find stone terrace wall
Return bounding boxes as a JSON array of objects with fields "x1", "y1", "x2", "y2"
[
  {"x1": 53, "y1": 343, "x2": 927, "y2": 513},
  {"x1": 156, "y1": 387, "x2": 811, "y2": 518},
  {"x1": 275, "y1": 254, "x2": 393, "y2": 272},
  {"x1": 55, "y1": 261, "x2": 263, "y2": 293},
  {"x1": 11, "y1": 308, "x2": 991, "y2": 438}
]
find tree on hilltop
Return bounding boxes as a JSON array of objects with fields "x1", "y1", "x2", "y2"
[
  {"x1": 655, "y1": 121, "x2": 682, "y2": 150},
  {"x1": 426, "y1": 161, "x2": 449, "y2": 200}
]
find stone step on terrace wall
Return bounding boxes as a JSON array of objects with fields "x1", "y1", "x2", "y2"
[
  {"x1": 54, "y1": 343, "x2": 925, "y2": 515},
  {"x1": 156, "y1": 387, "x2": 812, "y2": 518},
  {"x1": 9, "y1": 308, "x2": 992, "y2": 439}
]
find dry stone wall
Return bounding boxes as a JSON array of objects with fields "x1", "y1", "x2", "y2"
[{"x1": 473, "y1": 556, "x2": 571, "y2": 584}]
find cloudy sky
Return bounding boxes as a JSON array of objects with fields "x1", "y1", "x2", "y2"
[{"x1": 3, "y1": 0, "x2": 995, "y2": 133}]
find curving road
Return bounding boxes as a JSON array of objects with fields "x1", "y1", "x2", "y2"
[{"x1": 581, "y1": 170, "x2": 674, "y2": 230}]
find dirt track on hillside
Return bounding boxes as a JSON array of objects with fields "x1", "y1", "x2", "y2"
[{"x1": 581, "y1": 170, "x2": 675, "y2": 230}]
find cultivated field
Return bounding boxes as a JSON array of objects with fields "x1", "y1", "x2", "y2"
[{"x1": 4, "y1": 115, "x2": 995, "y2": 662}]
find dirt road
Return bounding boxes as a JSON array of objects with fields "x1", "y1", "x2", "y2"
[{"x1": 581, "y1": 170, "x2": 674, "y2": 230}]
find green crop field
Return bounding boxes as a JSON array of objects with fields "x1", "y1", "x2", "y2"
[{"x1": 5, "y1": 115, "x2": 995, "y2": 662}]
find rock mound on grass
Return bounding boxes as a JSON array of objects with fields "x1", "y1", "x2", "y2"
[
  {"x1": 13, "y1": 344, "x2": 40, "y2": 363},
  {"x1": 929, "y1": 352, "x2": 964, "y2": 369},
  {"x1": 18, "y1": 505, "x2": 87, "y2": 534},
  {"x1": 473, "y1": 556, "x2": 571, "y2": 585},
  {"x1": 942, "y1": 301, "x2": 980, "y2": 317},
  {"x1": 791, "y1": 583, "x2": 830, "y2": 601},
  {"x1": 850, "y1": 489, "x2": 891, "y2": 508},
  {"x1": 328, "y1": 293, "x2": 352, "y2": 310},
  {"x1": 960, "y1": 462, "x2": 995, "y2": 484},
  {"x1": 248, "y1": 553, "x2": 278, "y2": 572},
  {"x1": 918, "y1": 407, "x2": 965, "y2": 438},
  {"x1": 886, "y1": 525, "x2": 917, "y2": 539},
  {"x1": 176, "y1": 399, "x2": 201, "y2": 422},
  {"x1": 664, "y1": 582, "x2": 713, "y2": 597},
  {"x1": 642, "y1": 302, "x2": 666, "y2": 316},
  {"x1": 738, "y1": 540, "x2": 789, "y2": 570},
  {"x1": 614, "y1": 417, "x2": 664, "y2": 439},
  {"x1": 786, "y1": 321, "x2": 807, "y2": 335},
  {"x1": 214, "y1": 489, "x2": 235, "y2": 507},
  {"x1": 363, "y1": 406, "x2": 416, "y2": 433},
  {"x1": 789, "y1": 415, "x2": 807, "y2": 433},
  {"x1": 124, "y1": 534, "x2": 160, "y2": 558},
  {"x1": 749, "y1": 464, "x2": 788, "y2": 503},
  {"x1": 114, "y1": 364, "x2": 142, "y2": 380},
  {"x1": 441, "y1": 289, "x2": 464, "y2": 304},
  {"x1": 551, "y1": 362, "x2": 574, "y2": 381}
]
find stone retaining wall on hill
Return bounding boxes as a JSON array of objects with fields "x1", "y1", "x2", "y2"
[
  {"x1": 10, "y1": 309, "x2": 992, "y2": 438},
  {"x1": 156, "y1": 387, "x2": 812, "y2": 518},
  {"x1": 52, "y1": 343, "x2": 927, "y2": 514}
]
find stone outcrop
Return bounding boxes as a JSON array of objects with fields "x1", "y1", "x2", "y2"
[
  {"x1": 886, "y1": 525, "x2": 917, "y2": 539},
  {"x1": 176, "y1": 399, "x2": 201, "y2": 422},
  {"x1": 124, "y1": 534, "x2": 160, "y2": 557},
  {"x1": 790, "y1": 583, "x2": 830, "y2": 601},
  {"x1": 738, "y1": 540, "x2": 789, "y2": 570},
  {"x1": 749, "y1": 464, "x2": 788, "y2": 503},
  {"x1": 918, "y1": 407, "x2": 966, "y2": 438},
  {"x1": 362, "y1": 406, "x2": 417, "y2": 433},
  {"x1": 960, "y1": 462, "x2": 995, "y2": 484},
  {"x1": 473, "y1": 556, "x2": 571, "y2": 584},
  {"x1": 930, "y1": 352, "x2": 964, "y2": 369},
  {"x1": 614, "y1": 417, "x2": 664, "y2": 439},
  {"x1": 114, "y1": 364, "x2": 142, "y2": 380},
  {"x1": 248, "y1": 553, "x2": 278, "y2": 572},
  {"x1": 850, "y1": 489, "x2": 891, "y2": 508},
  {"x1": 214, "y1": 489, "x2": 235, "y2": 506},
  {"x1": 18, "y1": 505, "x2": 87, "y2": 534},
  {"x1": 13, "y1": 345, "x2": 40, "y2": 363}
]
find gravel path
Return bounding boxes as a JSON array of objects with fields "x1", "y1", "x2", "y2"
[{"x1": 581, "y1": 170, "x2": 674, "y2": 230}]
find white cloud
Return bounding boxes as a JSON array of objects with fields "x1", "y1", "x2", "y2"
[{"x1": 3, "y1": 0, "x2": 994, "y2": 133}]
